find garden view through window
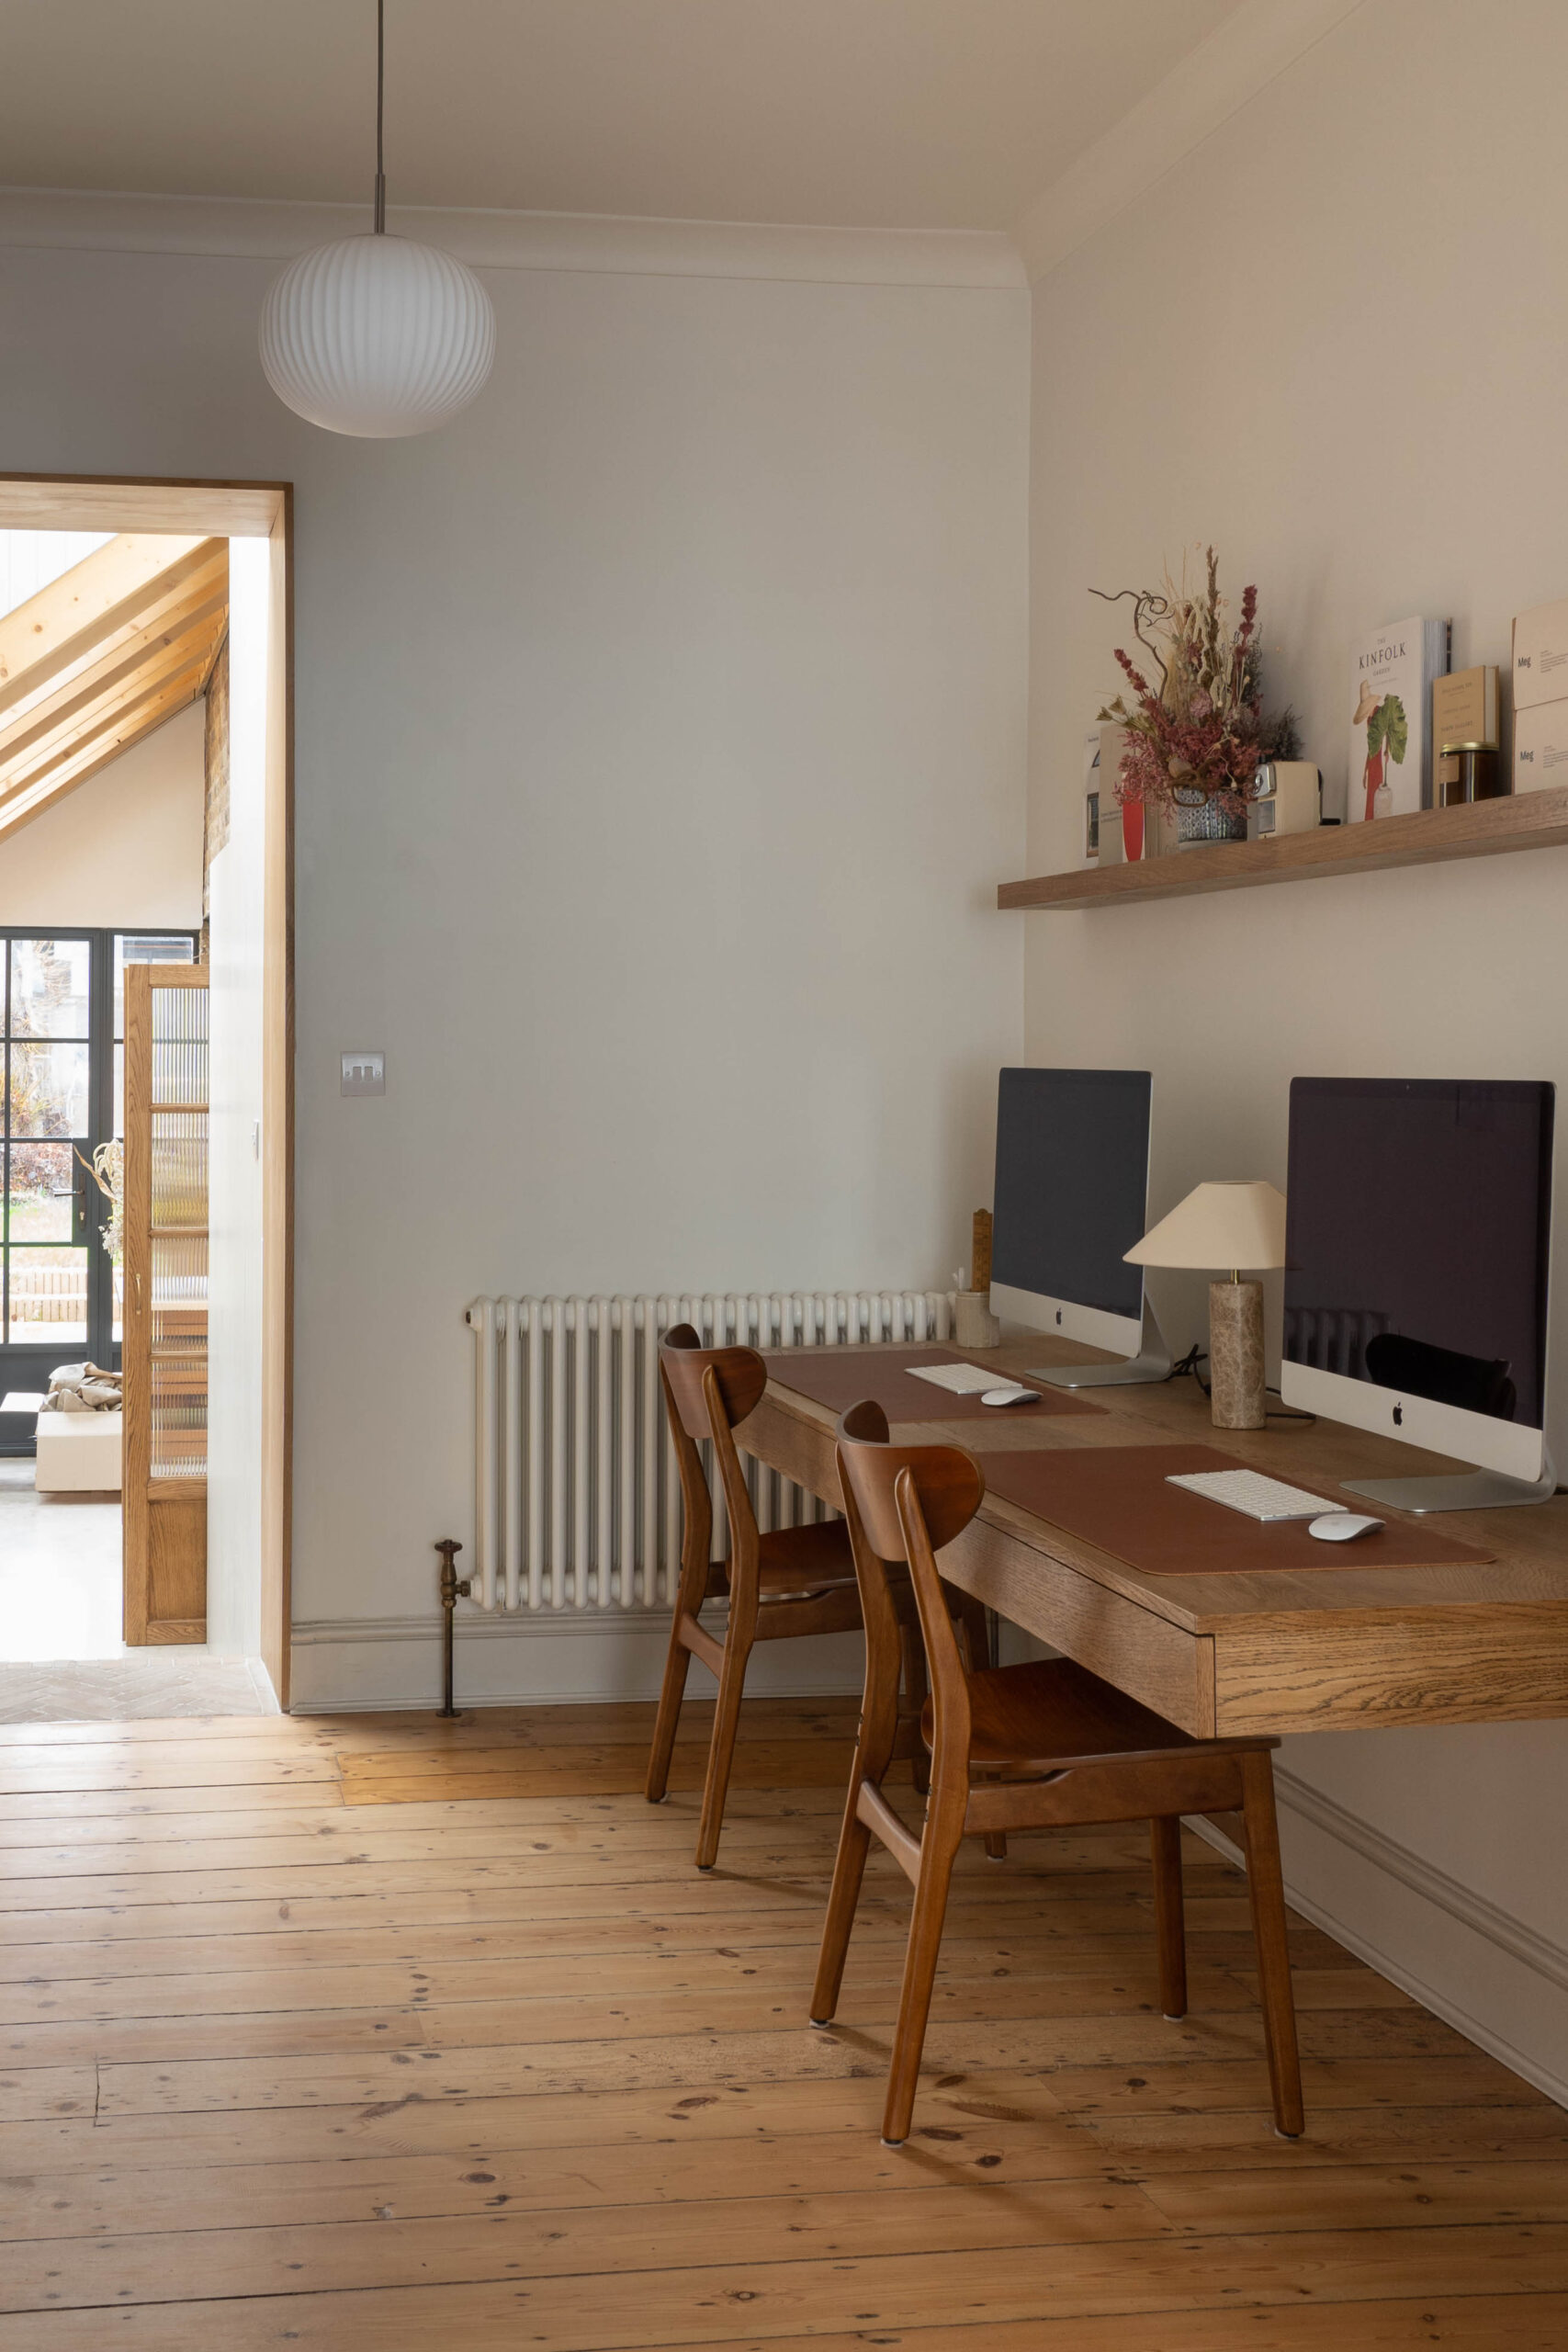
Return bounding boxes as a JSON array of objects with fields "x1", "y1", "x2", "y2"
[{"x1": 1, "y1": 931, "x2": 195, "y2": 1379}]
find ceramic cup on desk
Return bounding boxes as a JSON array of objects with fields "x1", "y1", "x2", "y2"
[{"x1": 953, "y1": 1291, "x2": 1000, "y2": 1350}]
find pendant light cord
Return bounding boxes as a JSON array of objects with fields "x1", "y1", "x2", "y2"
[{"x1": 373, "y1": 0, "x2": 387, "y2": 232}]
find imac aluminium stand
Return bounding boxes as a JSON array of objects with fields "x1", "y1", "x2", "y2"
[
  {"x1": 1030, "y1": 1297, "x2": 1173, "y2": 1389},
  {"x1": 1344, "y1": 1453, "x2": 1559, "y2": 1515}
]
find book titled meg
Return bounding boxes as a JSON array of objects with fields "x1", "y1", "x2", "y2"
[{"x1": 1348, "y1": 616, "x2": 1450, "y2": 821}]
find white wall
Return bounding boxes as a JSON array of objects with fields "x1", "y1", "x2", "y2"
[
  {"x1": 0, "y1": 701, "x2": 204, "y2": 928},
  {"x1": 1023, "y1": 0, "x2": 1568, "y2": 2098},
  {"x1": 0, "y1": 217, "x2": 1030, "y2": 1703},
  {"x1": 205, "y1": 541, "x2": 267, "y2": 1659}
]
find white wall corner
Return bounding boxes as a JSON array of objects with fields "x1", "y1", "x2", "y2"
[
  {"x1": 1190, "y1": 1770, "x2": 1568, "y2": 2112},
  {"x1": 0, "y1": 184, "x2": 1025, "y2": 292},
  {"x1": 1010, "y1": 0, "x2": 1368, "y2": 283}
]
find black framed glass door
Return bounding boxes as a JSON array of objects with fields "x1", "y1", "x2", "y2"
[{"x1": 0, "y1": 929, "x2": 195, "y2": 1455}]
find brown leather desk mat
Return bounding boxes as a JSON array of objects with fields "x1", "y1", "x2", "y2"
[
  {"x1": 761, "y1": 1346, "x2": 1104, "y2": 1423},
  {"x1": 973, "y1": 1442, "x2": 1494, "y2": 1574}
]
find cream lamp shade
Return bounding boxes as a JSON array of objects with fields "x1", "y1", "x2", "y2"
[
  {"x1": 258, "y1": 3, "x2": 496, "y2": 440},
  {"x1": 1124, "y1": 1181, "x2": 1287, "y2": 1275},
  {"x1": 260, "y1": 237, "x2": 495, "y2": 439}
]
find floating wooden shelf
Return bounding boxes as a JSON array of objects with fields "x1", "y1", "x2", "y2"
[{"x1": 998, "y1": 786, "x2": 1568, "y2": 910}]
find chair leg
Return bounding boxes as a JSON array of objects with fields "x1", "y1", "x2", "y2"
[
  {"x1": 1240, "y1": 1751, "x2": 1305, "y2": 2139},
  {"x1": 881, "y1": 1801, "x2": 963, "y2": 2146},
  {"x1": 810, "y1": 1716, "x2": 894, "y2": 2025},
  {"x1": 1150, "y1": 1814, "x2": 1187, "y2": 2019},
  {"x1": 955, "y1": 1592, "x2": 992, "y2": 1671},
  {"x1": 645, "y1": 1614, "x2": 694, "y2": 1804},
  {"x1": 694, "y1": 1625, "x2": 750, "y2": 1871},
  {"x1": 810, "y1": 1788, "x2": 873, "y2": 2027},
  {"x1": 899, "y1": 1623, "x2": 931, "y2": 1797},
  {"x1": 953, "y1": 1598, "x2": 1005, "y2": 1859}
]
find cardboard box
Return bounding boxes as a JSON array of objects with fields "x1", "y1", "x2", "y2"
[
  {"x1": 1512, "y1": 600, "x2": 1568, "y2": 712},
  {"x1": 1513, "y1": 697, "x2": 1568, "y2": 794},
  {"x1": 1433, "y1": 664, "x2": 1499, "y2": 750}
]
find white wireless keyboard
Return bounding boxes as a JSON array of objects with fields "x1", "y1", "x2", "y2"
[{"x1": 1167, "y1": 1468, "x2": 1342, "y2": 1522}]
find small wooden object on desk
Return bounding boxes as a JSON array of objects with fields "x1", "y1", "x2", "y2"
[
  {"x1": 953, "y1": 1209, "x2": 1000, "y2": 1349},
  {"x1": 1125, "y1": 1181, "x2": 1287, "y2": 1430}
]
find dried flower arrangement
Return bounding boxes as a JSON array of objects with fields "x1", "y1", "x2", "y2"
[
  {"x1": 77, "y1": 1140, "x2": 123, "y2": 1263},
  {"x1": 1094, "y1": 548, "x2": 1295, "y2": 820}
]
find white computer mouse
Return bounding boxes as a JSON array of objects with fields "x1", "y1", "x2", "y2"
[
  {"x1": 1307, "y1": 1511, "x2": 1385, "y2": 1543},
  {"x1": 980, "y1": 1385, "x2": 1038, "y2": 1408}
]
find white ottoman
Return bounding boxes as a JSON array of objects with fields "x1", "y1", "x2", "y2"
[{"x1": 34, "y1": 1410, "x2": 123, "y2": 1494}]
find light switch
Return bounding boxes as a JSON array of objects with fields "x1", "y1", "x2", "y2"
[{"x1": 341, "y1": 1051, "x2": 385, "y2": 1096}]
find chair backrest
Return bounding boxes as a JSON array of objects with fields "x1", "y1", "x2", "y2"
[
  {"x1": 834, "y1": 1401, "x2": 985, "y2": 1765},
  {"x1": 659, "y1": 1324, "x2": 765, "y2": 1583}
]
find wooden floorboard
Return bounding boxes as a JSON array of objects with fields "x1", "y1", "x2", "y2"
[{"x1": 2, "y1": 1696, "x2": 1563, "y2": 2349}]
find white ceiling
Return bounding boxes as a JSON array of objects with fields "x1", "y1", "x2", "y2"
[{"x1": 1, "y1": 0, "x2": 1247, "y2": 232}]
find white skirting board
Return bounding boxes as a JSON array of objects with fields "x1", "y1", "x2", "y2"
[
  {"x1": 288, "y1": 1609, "x2": 866, "y2": 1714},
  {"x1": 292, "y1": 1607, "x2": 1043, "y2": 1713},
  {"x1": 1190, "y1": 1769, "x2": 1568, "y2": 2113}
]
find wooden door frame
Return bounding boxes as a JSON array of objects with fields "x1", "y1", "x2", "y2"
[{"x1": 0, "y1": 473, "x2": 295, "y2": 1703}]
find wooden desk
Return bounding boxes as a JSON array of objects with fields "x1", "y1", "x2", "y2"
[{"x1": 742, "y1": 1337, "x2": 1568, "y2": 1741}]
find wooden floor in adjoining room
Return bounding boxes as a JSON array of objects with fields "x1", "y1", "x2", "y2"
[{"x1": 3, "y1": 1699, "x2": 1567, "y2": 2349}]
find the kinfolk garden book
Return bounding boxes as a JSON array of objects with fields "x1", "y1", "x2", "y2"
[{"x1": 1348, "y1": 617, "x2": 1450, "y2": 821}]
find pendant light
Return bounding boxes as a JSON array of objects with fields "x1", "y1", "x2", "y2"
[{"x1": 259, "y1": 2, "x2": 495, "y2": 438}]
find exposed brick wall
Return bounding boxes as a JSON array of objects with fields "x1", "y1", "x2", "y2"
[{"x1": 202, "y1": 631, "x2": 230, "y2": 933}]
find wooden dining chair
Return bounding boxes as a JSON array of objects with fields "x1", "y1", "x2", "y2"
[
  {"x1": 810, "y1": 1400, "x2": 1304, "y2": 2147},
  {"x1": 645, "y1": 1329, "x2": 992, "y2": 1871}
]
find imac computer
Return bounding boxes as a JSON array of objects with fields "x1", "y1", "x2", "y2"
[
  {"x1": 1281, "y1": 1077, "x2": 1556, "y2": 1512},
  {"x1": 989, "y1": 1067, "x2": 1171, "y2": 1386}
]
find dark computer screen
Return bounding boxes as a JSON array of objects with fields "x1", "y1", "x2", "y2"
[
  {"x1": 1284, "y1": 1078, "x2": 1554, "y2": 1430},
  {"x1": 991, "y1": 1068, "x2": 1150, "y2": 1320}
]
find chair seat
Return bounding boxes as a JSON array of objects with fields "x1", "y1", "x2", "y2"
[
  {"x1": 754, "y1": 1516, "x2": 859, "y2": 1597},
  {"x1": 920, "y1": 1657, "x2": 1264, "y2": 1773}
]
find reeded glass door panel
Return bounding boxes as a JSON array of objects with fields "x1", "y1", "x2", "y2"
[
  {"x1": 114, "y1": 934, "x2": 195, "y2": 1136},
  {"x1": 110, "y1": 937, "x2": 197, "y2": 1350},
  {"x1": 144, "y1": 979, "x2": 209, "y2": 1482}
]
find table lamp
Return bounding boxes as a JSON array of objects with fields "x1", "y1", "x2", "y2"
[{"x1": 1123, "y1": 1181, "x2": 1287, "y2": 1430}]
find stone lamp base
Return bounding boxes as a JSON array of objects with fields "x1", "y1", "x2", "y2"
[{"x1": 1208, "y1": 1279, "x2": 1266, "y2": 1430}]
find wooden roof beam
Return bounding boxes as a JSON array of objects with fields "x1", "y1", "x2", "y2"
[
  {"x1": 0, "y1": 536, "x2": 220, "y2": 719},
  {"x1": 0, "y1": 657, "x2": 216, "y2": 840},
  {"x1": 0, "y1": 585, "x2": 227, "y2": 778},
  {"x1": 0, "y1": 621, "x2": 223, "y2": 813}
]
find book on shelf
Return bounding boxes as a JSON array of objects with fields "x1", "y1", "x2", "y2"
[
  {"x1": 1348, "y1": 616, "x2": 1450, "y2": 821},
  {"x1": 1433, "y1": 664, "x2": 1499, "y2": 752}
]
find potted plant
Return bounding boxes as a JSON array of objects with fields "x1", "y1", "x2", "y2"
[{"x1": 1096, "y1": 548, "x2": 1294, "y2": 846}]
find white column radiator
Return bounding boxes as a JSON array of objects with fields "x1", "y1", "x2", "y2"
[{"x1": 464, "y1": 1291, "x2": 953, "y2": 1613}]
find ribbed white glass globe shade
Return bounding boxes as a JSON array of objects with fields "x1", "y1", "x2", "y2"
[{"x1": 260, "y1": 234, "x2": 496, "y2": 438}]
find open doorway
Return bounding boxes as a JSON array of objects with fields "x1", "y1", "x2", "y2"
[{"x1": 0, "y1": 478, "x2": 291, "y2": 1719}]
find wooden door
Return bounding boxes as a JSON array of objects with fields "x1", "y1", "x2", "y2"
[{"x1": 122, "y1": 963, "x2": 208, "y2": 1644}]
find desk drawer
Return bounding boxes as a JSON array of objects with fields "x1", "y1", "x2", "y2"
[{"x1": 1214, "y1": 1612, "x2": 1568, "y2": 1734}]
